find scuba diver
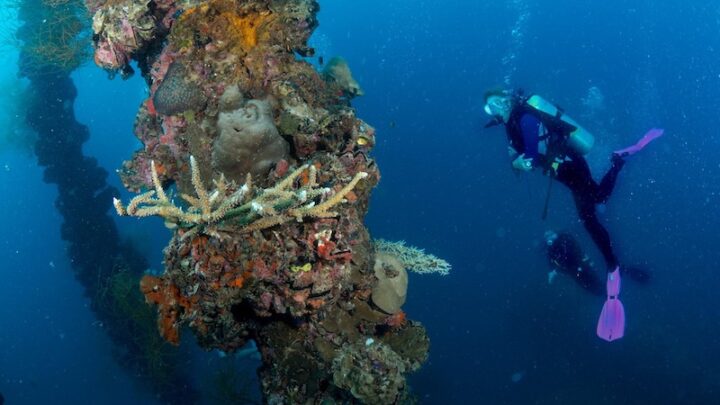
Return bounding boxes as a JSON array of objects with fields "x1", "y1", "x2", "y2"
[
  {"x1": 544, "y1": 230, "x2": 604, "y2": 296},
  {"x1": 544, "y1": 230, "x2": 650, "y2": 297},
  {"x1": 483, "y1": 88, "x2": 663, "y2": 341}
]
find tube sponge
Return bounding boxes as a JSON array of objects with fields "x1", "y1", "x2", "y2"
[{"x1": 212, "y1": 99, "x2": 289, "y2": 183}]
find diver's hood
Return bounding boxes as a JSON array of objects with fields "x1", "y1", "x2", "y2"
[{"x1": 483, "y1": 89, "x2": 522, "y2": 129}]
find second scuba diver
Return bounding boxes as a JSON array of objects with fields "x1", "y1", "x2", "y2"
[
  {"x1": 544, "y1": 230, "x2": 650, "y2": 297},
  {"x1": 483, "y1": 88, "x2": 662, "y2": 341}
]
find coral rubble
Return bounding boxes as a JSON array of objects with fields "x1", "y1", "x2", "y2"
[{"x1": 89, "y1": 0, "x2": 442, "y2": 402}]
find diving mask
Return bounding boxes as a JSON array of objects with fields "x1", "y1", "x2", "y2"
[{"x1": 484, "y1": 95, "x2": 511, "y2": 121}]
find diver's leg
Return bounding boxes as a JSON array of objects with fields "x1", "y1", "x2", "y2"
[
  {"x1": 555, "y1": 159, "x2": 619, "y2": 270},
  {"x1": 555, "y1": 155, "x2": 598, "y2": 197},
  {"x1": 596, "y1": 155, "x2": 626, "y2": 204},
  {"x1": 574, "y1": 194, "x2": 619, "y2": 270}
]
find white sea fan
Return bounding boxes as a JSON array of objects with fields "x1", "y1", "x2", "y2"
[{"x1": 374, "y1": 239, "x2": 451, "y2": 276}]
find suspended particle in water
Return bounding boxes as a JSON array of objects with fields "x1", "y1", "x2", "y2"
[{"x1": 511, "y1": 370, "x2": 525, "y2": 383}]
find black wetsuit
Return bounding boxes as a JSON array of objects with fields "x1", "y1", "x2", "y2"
[
  {"x1": 505, "y1": 103, "x2": 624, "y2": 270},
  {"x1": 554, "y1": 151, "x2": 624, "y2": 269}
]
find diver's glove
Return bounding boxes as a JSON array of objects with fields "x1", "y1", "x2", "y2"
[{"x1": 512, "y1": 153, "x2": 534, "y2": 171}]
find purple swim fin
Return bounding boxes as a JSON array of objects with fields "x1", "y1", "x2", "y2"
[
  {"x1": 614, "y1": 128, "x2": 664, "y2": 157},
  {"x1": 597, "y1": 267, "x2": 625, "y2": 342}
]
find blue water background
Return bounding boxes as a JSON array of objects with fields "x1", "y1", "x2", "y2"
[{"x1": 2, "y1": 0, "x2": 720, "y2": 403}]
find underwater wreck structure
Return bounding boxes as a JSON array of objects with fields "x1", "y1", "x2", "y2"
[
  {"x1": 89, "y1": 0, "x2": 445, "y2": 402},
  {"x1": 16, "y1": 0, "x2": 196, "y2": 401}
]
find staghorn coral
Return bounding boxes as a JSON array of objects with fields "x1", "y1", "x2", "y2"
[{"x1": 113, "y1": 155, "x2": 368, "y2": 232}]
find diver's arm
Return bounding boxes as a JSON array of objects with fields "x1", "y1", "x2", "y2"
[{"x1": 511, "y1": 154, "x2": 533, "y2": 171}]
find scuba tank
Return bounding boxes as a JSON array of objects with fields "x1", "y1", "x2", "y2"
[{"x1": 525, "y1": 95, "x2": 595, "y2": 155}]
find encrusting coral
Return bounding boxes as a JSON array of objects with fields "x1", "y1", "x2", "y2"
[
  {"x1": 332, "y1": 339, "x2": 408, "y2": 404},
  {"x1": 90, "y1": 0, "x2": 157, "y2": 73}
]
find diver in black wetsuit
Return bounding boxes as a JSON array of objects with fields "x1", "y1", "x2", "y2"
[
  {"x1": 484, "y1": 89, "x2": 661, "y2": 340},
  {"x1": 545, "y1": 230, "x2": 650, "y2": 294},
  {"x1": 483, "y1": 88, "x2": 625, "y2": 274},
  {"x1": 545, "y1": 230, "x2": 604, "y2": 295}
]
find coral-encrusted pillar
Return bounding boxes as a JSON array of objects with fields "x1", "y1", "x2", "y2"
[
  {"x1": 89, "y1": 0, "x2": 429, "y2": 402},
  {"x1": 16, "y1": 0, "x2": 196, "y2": 401}
]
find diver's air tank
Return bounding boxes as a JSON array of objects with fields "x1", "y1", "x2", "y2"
[{"x1": 526, "y1": 95, "x2": 595, "y2": 155}]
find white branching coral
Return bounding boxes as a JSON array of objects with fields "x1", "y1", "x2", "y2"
[
  {"x1": 374, "y1": 239, "x2": 451, "y2": 276},
  {"x1": 113, "y1": 155, "x2": 368, "y2": 232},
  {"x1": 113, "y1": 156, "x2": 248, "y2": 224}
]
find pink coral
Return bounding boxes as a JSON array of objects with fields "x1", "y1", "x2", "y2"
[
  {"x1": 150, "y1": 48, "x2": 178, "y2": 99},
  {"x1": 159, "y1": 116, "x2": 185, "y2": 156},
  {"x1": 93, "y1": 39, "x2": 127, "y2": 70}
]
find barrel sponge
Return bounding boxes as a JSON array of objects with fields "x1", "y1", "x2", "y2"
[
  {"x1": 371, "y1": 252, "x2": 408, "y2": 314},
  {"x1": 212, "y1": 99, "x2": 289, "y2": 183}
]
